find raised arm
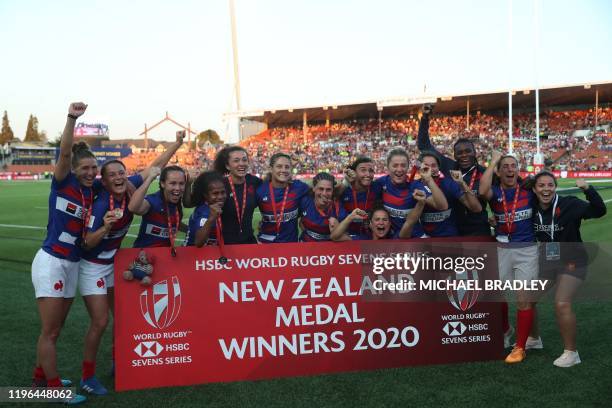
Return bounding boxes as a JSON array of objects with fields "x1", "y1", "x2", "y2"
[
  {"x1": 55, "y1": 102, "x2": 88, "y2": 182},
  {"x1": 194, "y1": 203, "x2": 222, "y2": 247},
  {"x1": 478, "y1": 150, "x2": 502, "y2": 201},
  {"x1": 451, "y1": 170, "x2": 482, "y2": 213},
  {"x1": 128, "y1": 167, "x2": 160, "y2": 216},
  {"x1": 420, "y1": 167, "x2": 448, "y2": 211},
  {"x1": 399, "y1": 190, "x2": 426, "y2": 239},
  {"x1": 417, "y1": 104, "x2": 456, "y2": 173},
  {"x1": 330, "y1": 208, "x2": 368, "y2": 241},
  {"x1": 140, "y1": 131, "x2": 185, "y2": 180},
  {"x1": 83, "y1": 211, "x2": 118, "y2": 250},
  {"x1": 576, "y1": 179, "x2": 607, "y2": 219}
]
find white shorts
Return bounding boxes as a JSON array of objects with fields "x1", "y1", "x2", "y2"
[
  {"x1": 78, "y1": 259, "x2": 114, "y2": 296},
  {"x1": 31, "y1": 249, "x2": 79, "y2": 298},
  {"x1": 497, "y1": 244, "x2": 539, "y2": 282}
]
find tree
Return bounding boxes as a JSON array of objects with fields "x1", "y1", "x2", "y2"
[
  {"x1": 0, "y1": 111, "x2": 14, "y2": 144},
  {"x1": 196, "y1": 129, "x2": 223, "y2": 146},
  {"x1": 24, "y1": 114, "x2": 42, "y2": 142}
]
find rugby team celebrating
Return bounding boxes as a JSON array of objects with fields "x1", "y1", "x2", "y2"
[{"x1": 30, "y1": 102, "x2": 607, "y2": 403}]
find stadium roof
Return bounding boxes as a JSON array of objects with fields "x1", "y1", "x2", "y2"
[{"x1": 227, "y1": 81, "x2": 612, "y2": 127}]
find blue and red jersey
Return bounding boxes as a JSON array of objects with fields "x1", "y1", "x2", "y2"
[
  {"x1": 340, "y1": 183, "x2": 382, "y2": 238},
  {"x1": 420, "y1": 176, "x2": 462, "y2": 237},
  {"x1": 299, "y1": 195, "x2": 347, "y2": 242},
  {"x1": 133, "y1": 191, "x2": 182, "y2": 248},
  {"x1": 256, "y1": 180, "x2": 309, "y2": 243},
  {"x1": 184, "y1": 204, "x2": 218, "y2": 246},
  {"x1": 42, "y1": 173, "x2": 95, "y2": 262},
  {"x1": 489, "y1": 185, "x2": 535, "y2": 242},
  {"x1": 82, "y1": 175, "x2": 143, "y2": 264},
  {"x1": 374, "y1": 176, "x2": 430, "y2": 238}
]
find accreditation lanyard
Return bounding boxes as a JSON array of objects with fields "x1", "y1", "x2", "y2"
[
  {"x1": 537, "y1": 194, "x2": 559, "y2": 241},
  {"x1": 462, "y1": 166, "x2": 479, "y2": 191},
  {"x1": 227, "y1": 175, "x2": 247, "y2": 233},
  {"x1": 269, "y1": 183, "x2": 289, "y2": 235},
  {"x1": 165, "y1": 202, "x2": 179, "y2": 257},
  {"x1": 79, "y1": 187, "x2": 93, "y2": 244},
  {"x1": 315, "y1": 202, "x2": 339, "y2": 223},
  {"x1": 501, "y1": 184, "x2": 521, "y2": 239},
  {"x1": 215, "y1": 217, "x2": 225, "y2": 248}
]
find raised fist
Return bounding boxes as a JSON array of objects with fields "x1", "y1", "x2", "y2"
[
  {"x1": 210, "y1": 202, "x2": 223, "y2": 219},
  {"x1": 149, "y1": 166, "x2": 161, "y2": 179},
  {"x1": 350, "y1": 208, "x2": 368, "y2": 220},
  {"x1": 491, "y1": 150, "x2": 503, "y2": 164},
  {"x1": 69, "y1": 102, "x2": 88, "y2": 118},
  {"x1": 575, "y1": 179, "x2": 588, "y2": 190},
  {"x1": 423, "y1": 103, "x2": 434, "y2": 115},
  {"x1": 176, "y1": 130, "x2": 186, "y2": 143},
  {"x1": 344, "y1": 168, "x2": 356, "y2": 184},
  {"x1": 419, "y1": 166, "x2": 432, "y2": 183},
  {"x1": 450, "y1": 170, "x2": 463, "y2": 183},
  {"x1": 413, "y1": 189, "x2": 427, "y2": 202}
]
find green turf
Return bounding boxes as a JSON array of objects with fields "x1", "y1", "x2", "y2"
[{"x1": 1, "y1": 180, "x2": 611, "y2": 407}]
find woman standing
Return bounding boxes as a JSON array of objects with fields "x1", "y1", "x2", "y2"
[
  {"x1": 256, "y1": 153, "x2": 309, "y2": 243},
  {"x1": 340, "y1": 157, "x2": 377, "y2": 239},
  {"x1": 299, "y1": 172, "x2": 347, "y2": 242},
  {"x1": 30, "y1": 102, "x2": 90, "y2": 404},
  {"x1": 77, "y1": 132, "x2": 185, "y2": 392},
  {"x1": 185, "y1": 171, "x2": 227, "y2": 247},
  {"x1": 531, "y1": 172, "x2": 606, "y2": 367},
  {"x1": 129, "y1": 166, "x2": 186, "y2": 255},
  {"x1": 212, "y1": 146, "x2": 262, "y2": 244}
]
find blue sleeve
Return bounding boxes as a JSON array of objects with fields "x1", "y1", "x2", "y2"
[
  {"x1": 293, "y1": 179, "x2": 310, "y2": 199},
  {"x1": 491, "y1": 185, "x2": 501, "y2": 202},
  {"x1": 129, "y1": 174, "x2": 144, "y2": 189},
  {"x1": 299, "y1": 194, "x2": 312, "y2": 212},
  {"x1": 372, "y1": 177, "x2": 385, "y2": 199},
  {"x1": 51, "y1": 172, "x2": 75, "y2": 190},
  {"x1": 448, "y1": 178, "x2": 465, "y2": 200},
  {"x1": 92, "y1": 178, "x2": 104, "y2": 193},
  {"x1": 88, "y1": 194, "x2": 109, "y2": 232},
  {"x1": 336, "y1": 203, "x2": 348, "y2": 221}
]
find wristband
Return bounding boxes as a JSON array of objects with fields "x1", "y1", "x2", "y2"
[{"x1": 67, "y1": 114, "x2": 78, "y2": 120}]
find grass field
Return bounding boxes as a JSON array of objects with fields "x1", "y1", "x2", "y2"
[{"x1": 1, "y1": 179, "x2": 611, "y2": 407}]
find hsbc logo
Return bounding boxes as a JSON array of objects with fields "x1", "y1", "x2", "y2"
[
  {"x1": 140, "y1": 276, "x2": 182, "y2": 329},
  {"x1": 134, "y1": 341, "x2": 164, "y2": 357},
  {"x1": 443, "y1": 321, "x2": 467, "y2": 336}
]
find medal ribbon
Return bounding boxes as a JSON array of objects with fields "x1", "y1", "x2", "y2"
[
  {"x1": 80, "y1": 187, "x2": 93, "y2": 244},
  {"x1": 227, "y1": 175, "x2": 247, "y2": 233},
  {"x1": 269, "y1": 183, "x2": 289, "y2": 235},
  {"x1": 501, "y1": 184, "x2": 521, "y2": 237}
]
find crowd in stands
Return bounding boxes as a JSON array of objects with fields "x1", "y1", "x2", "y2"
[{"x1": 115, "y1": 107, "x2": 612, "y2": 176}]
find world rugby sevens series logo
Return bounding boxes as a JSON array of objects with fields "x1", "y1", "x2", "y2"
[
  {"x1": 446, "y1": 270, "x2": 479, "y2": 312},
  {"x1": 140, "y1": 276, "x2": 182, "y2": 329}
]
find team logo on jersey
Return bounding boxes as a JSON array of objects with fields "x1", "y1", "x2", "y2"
[
  {"x1": 66, "y1": 202, "x2": 77, "y2": 215},
  {"x1": 53, "y1": 280, "x2": 64, "y2": 291},
  {"x1": 262, "y1": 196, "x2": 269, "y2": 202},
  {"x1": 140, "y1": 276, "x2": 182, "y2": 329},
  {"x1": 97, "y1": 278, "x2": 105, "y2": 288},
  {"x1": 446, "y1": 270, "x2": 479, "y2": 312}
]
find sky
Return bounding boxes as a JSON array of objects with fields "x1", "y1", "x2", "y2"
[{"x1": 1, "y1": 0, "x2": 610, "y2": 143}]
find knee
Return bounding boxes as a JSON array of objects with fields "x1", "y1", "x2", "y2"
[
  {"x1": 41, "y1": 326, "x2": 62, "y2": 343},
  {"x1": 90, "y1": 313, "x2": 109, "y2": 333},
  {"x1": 555, "y1": 301, "x2": 572, "y2": 316}
]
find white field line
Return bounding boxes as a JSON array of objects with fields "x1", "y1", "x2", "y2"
[{"x1": 0, "y1": 223, "x2": 137, "y2": 238}]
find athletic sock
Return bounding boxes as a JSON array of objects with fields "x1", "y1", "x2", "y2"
[
  {"x1": 516, "y1": 308, "x2": 535, "y2": 349},
  {"x1": 33, "y1": 366, "x2": 45, "y2": 382},
  {"x1": 47, "y1": 377, "x2": 62, "y2": 387},
  {"x1": 82, "y1": 360, "x2": 96, "y2": 380}
]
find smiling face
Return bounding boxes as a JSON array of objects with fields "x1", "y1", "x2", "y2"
[
  {"x1": 102, "y1": 162, "x2": 127, "y2": 197},
  {"x1": 161, "y1": 170, "x2": 186, "y2": 204},
  {"x1": 497, "y1": 156, "x2": 519, "y2": 188},
  {"x1": 74, "y1": 157, "x2": 98, "y2": 188},
  {"x1": 370, "y1": 209, "x2": 391, "y2": 240},
  {"x1": 387, "y1": 154, "x2": 409, "y2": 184},
  {"x1": 313, "y1": 179, "x2": 334, "y2": 209},
  {"x1": 271, "y1": 156, "x2": 292, "y2": 185},
  {"x1": 454, "y1": 142, "x2": 476, "y2": 170},
  {"x1": 533, "y1": 175, "x2": 557, "y2": 207},
  {"x1": 355, "y1": 162, "x2": 374, "y2": 188},
  {"x1": 421, "y1": 155, "x2": 440, "y2": 178},
  {"x1": 227, "y1": 150, "x2": 249, "y2": 179},
  {"x1": 205, "y1": 180, "x2": 227, "y2": 206}
]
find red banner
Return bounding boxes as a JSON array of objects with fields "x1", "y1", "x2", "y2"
[{"x1": 114, "y1": 241, "x2": 503, "y2": 391}]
